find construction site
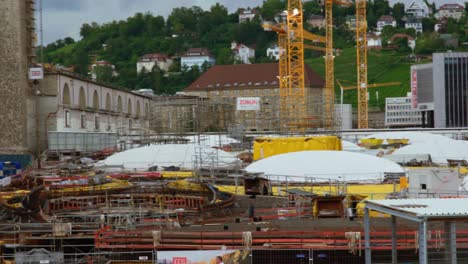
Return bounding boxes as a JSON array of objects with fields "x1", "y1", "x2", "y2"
[{"x1": 1, "y1": 0, "x2": 468, "y2": 264}]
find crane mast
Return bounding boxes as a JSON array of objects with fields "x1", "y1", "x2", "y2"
[
  {"x1": 324, "y1": 0, "x2": 335, "y2": 129},
  {"x1": 356, "y1": 0, "x2": 368, "y2": 129},
  {"x1": 286, "y1": 0, "x2": 306, "y2": 129}
]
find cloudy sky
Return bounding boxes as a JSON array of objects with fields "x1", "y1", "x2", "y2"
[{"x1": 39, "y1": 0, "x2": 465, "y2": 44}]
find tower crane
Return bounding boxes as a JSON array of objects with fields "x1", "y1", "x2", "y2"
[
  {"x1": 355, "y1": 0, "x2": 368, "y2": 129},
  {"x1": 324, "y1": 0, "x2": 352, "y2": 129}
]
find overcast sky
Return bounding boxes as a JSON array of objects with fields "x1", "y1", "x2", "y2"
[{"x1": 38, "y1": 0, "x2": 466, "y2": 44}]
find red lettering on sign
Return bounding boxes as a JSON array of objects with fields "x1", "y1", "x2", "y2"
[{"x1": 173, "y1": 257, "x2": 187, "y2": 264}]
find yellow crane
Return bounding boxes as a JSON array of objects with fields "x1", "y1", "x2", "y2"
[
  {"x1": 265, "y1": 0, "x2": 354, "y2": 131},
  {"x1": 355, "y1": 0, "x2": 368, "y2": 129},
  {"x1": 263, "y1": 2, "x2": 327, "y2": 130},
  {"x1": 324, "y1": 0, "x2": 352, "y2": 129}
]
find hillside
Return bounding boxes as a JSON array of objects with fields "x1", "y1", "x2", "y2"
[
  {"x1": 306, "y1": 48, "x2": 414, "y2": 109},
  {"x1": 40, "y1": 0, "x2": 467, "y2": 103}
]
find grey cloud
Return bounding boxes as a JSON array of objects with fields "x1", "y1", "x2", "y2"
[{"x1": 42, "y1": 0, "x2": 82, "y2": 11}]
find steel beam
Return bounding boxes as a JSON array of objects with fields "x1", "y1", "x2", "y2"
[
  {"x1": 444, "y1": 221, "x2": 457, "y2": 264},
  {"x1": 391, "y1": 215, "x2": 397, "y2": 264},
  {"x1": 364, "y1": 207, "x2": 371, "y2": 264},
  {"x1": 419, "y1": 221, "x2": 428, "y2": 264},
  {"x1": 365, "y1": 203, "x2": 423, "y2": 223}
]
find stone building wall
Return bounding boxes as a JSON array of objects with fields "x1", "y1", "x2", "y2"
[{"x1": 0, "y1": 0, "x2": 35, "y2": 154}]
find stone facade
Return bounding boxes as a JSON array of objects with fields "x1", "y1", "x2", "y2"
[
  {"x1": 37, "y1": 70, "x2": 151, "y2": 152},
  {"x1": 0, "y1": 0, "x2": 36, "y2": 154}
]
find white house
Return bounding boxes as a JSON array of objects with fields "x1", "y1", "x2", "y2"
[
  {"x1": 376, "y1": 15, "x2": 397, "y2": 32},
  {"x1": 180, "y1": 48, "x2": 215, "y2": 70},
  {"x1": 405, "y1": 17, "x2": 423, "y2": 33},
  {"x1": 231, "y1": 42, "x2": 255, "y2": 64},
  {"x1": 405, "y1": 1, "x2": 430, "y2": 18},
  {"x1": 137, "y1": 53, "x2": 173, "y2": 74},
  {"x1": 435, "y1": 4, "x2": 465, "y2": 20},
  {"x1": 367, "y1": 35, "x2": 382, "y2": 48},
  {"x1": 307, "y1": 15, "x2": 326, "y2": 29},
  {"x1": 267, "y1": 45, "x2": 280, "y2": 60},
  {"x1": 239, "y1": 8, "x2": 258, "y2": 23},
  {"x1": 90, "y1": 60, "x2": 118, "y2": 81}
]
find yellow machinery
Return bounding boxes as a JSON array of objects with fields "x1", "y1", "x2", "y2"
[{"x1": 253, "y1": 136, "x2": 342, "y2": 160}]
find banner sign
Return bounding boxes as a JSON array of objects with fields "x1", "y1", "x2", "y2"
[
  {"x1": 237, "y1": 97, "x2": 260, "y2": 111},
  {"x1": 29, "y1": 67, "x2": 44, "y2": 80},
  {"x1": 411, "y1": 70, "x2": 418, "y2": 109}
]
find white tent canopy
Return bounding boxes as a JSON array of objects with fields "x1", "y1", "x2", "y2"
[
  {"x1": 393, "y1": 140, "x2": 468, "y2": 164},
  {"x1": 361, "y1": 131, "x2": 453, "y2": 145},
  {"x1": 342, "y1": 140, "x2": 365, "y2": 151},
  {"x1": 245, "y1": 151, "x2": 404, "y2": 183},
  {"x1": 184, "y1": 135, "x2": 239, "y2": 147},
  {"x1": 97, "y1": 144, "x2": 239, "y2": 170}
]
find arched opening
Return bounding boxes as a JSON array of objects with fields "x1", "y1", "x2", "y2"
[
  {"x1": 145, "y1": 103, "x2": 149, "y2": 118},
  {"x1": 127, "y1": 99, "x2": 132, "y2": 115},
  {"x1": 136, "y1": 101, "x2": 141, "y2": 118},
  {"x1": 117, "y1": 96, "x2": 123, "y2": 112},
  {"x1": 105, "y1": 93, "x2": 111, "y2": 111},
  {"x1": 62, "y1": 83, "x2": 71, "y2": 105},
  {"x1": 93, "y1": 90, "x2": 99, "y2": 110},
  {"x1": 79, "y1": 87, "x2": 86, "y2": 108}
]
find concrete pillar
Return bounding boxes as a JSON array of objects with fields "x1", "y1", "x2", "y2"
[
  {"x1": 444, "y1": 221, "x2": 457, "y2": 264},
  {"x1": 364, "y1": 207, "x2": 371, "y2": 264},
  {"x1": 419, "y1": 221, "x2": 428, "y2": 264},
  {"x1": 391, "y1": 216, "x2": 397, "y2": 264}
]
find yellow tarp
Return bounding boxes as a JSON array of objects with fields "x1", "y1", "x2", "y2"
[
  {"x1": 161, "y1": 171, "x2": 194, "y2": 178},
  {"x1": 253, "y1": 136, "x2": 342, "y2": 160},
  {"x1": 215, "y1": 183, "x2": 398, "y2": 197}
]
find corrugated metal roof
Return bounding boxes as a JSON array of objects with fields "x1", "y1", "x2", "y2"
[{"x1": 367, "y1": 198, "x2": 468, "y2": 217}]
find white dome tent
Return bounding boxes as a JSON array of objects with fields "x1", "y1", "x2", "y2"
[
  {"x1": 361, "y1": 131, "x2": 453, "y2": 145},
  {"x1": 245, "y1": 151, "x2": 405, "y2": 183},
  {"x1": 96, "y1": 144, "x2": 239, "y2": 171}
]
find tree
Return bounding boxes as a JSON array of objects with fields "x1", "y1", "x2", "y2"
[
  {"x1": 422, "y1": 17, "x2": 436, "y2": 33},
  {"x1": 303, "y1": 1, "x2": 322, "y2": 20},
  {"x1": 94, "y1": 65, "x2": 114, "y2": 82},
  {"x1": 392, "y1": 3, "x2": 405, "y2": 27},
  {"x1": 261, "y1": 0, "x2": 286, "y2": 21},
  {"x1": 415, "y1": 32, "x2": 445, "y2": 54},
  {"x1": 80, "y1": 23, "x2": 93, "y2": 38},
  {"x1": 72, "y1": 45, "x2": 90, "y2": 75},
  {"x1": 216, "y1": 48, "x2": 235, "y2": 65}
]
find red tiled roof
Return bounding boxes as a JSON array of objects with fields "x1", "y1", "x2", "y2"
[
  {"x1": 184, "y1": 63, "x2": 324, "y2": 91},
  {"x1": 390, "y1": 33, "x2": 415, "y2": 42},
  {"x1": 438, "y1": 4, "x2": 464, "y2": 10},
  {"x1": 139, "y1": 53, "x2": 170, "y2": 62},
  {"x1": 231, "y1": 43, "x2": 256, "y2": 51},
  {"x1": 378, "y1": 15, "x2": 396, "y2": 22},
  {"x1": 182, "y1": 48, "x2": 213, "y2": 57},
  {"x1": 96, "y1": 60, "x2": 112, "y2": 65}
]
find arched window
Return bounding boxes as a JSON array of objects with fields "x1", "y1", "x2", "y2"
[
  {"x1": 145, "y1": 103, "x2": 149, "y2": 118},
  {"x1": 79, "y1": 87, "x2": 86, "y2": 108},
  {"x1": 136, "y1": 101, "x2": 141, "y2": 118},
  {"x1": 105, "y1": 93, "x2": 111, "y2": 111},
  {"x1": 62, "y1": 83, "x2": 71, "y2": 105},
  {"x1": 93, "y1": 90, "x2": 99, "y2": 110},
  {"x1": 117, "y1": 96, "x2": 123, "y2": 112},
  {"x1": 127, "y1": 99, "x2": 132, "y2": 115}
]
